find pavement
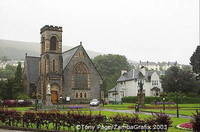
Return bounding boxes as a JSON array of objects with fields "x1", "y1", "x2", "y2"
[{"x1": 96, "y1": 108, "x2": 192, "y2": 119}]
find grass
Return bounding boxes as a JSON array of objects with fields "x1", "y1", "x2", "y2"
[
  {"x1": 169, "y1": 117, "x2": 191, "y2": 132},
  {"x1": 101, "y1": 103, "x2": 134, "y2": 110},
  {"x1": 6, "y1": 107, "x2": 33, "y2": 111},
  {"x1": 141, "y1": 109, "x2": 198, "y2": 116}
]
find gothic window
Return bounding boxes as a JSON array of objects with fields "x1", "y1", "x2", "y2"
[
  {"x1": 52, "y1": 60, "x2": 55, "y2": 72},
  {"x1": 84, "y1": 92, "x2": 87, "y2": 98},
  {"x1": 76, "y1": 93, "x2": 78, "y2": 98},
  {"x1": 73, "y1": 62, "x2": 89, "y2": 89},
  {"x1": 50, "y1": 36, "x2": 57, "y2": 50},
  {"x1": 80, "y1": 93, "x2": 83, "y2": 98}
]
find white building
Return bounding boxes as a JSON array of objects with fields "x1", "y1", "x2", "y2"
[{"x1": 108, "y1": 67, "x2": 162, "y2": 102}]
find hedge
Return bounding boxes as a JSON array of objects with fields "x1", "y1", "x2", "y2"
[
  {"x1": 0, "y1": 109, "x2": 172, "y2": 132},
  {"x1": 122, "y1": 96, "x2": 200, "y2": 104},
  {"x1": 122, "y1": 96, "x2": 161, "y2": 104}
]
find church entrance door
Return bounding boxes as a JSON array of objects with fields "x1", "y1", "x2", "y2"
[{"x1": 51, "y1": 91, "x2": 58, "y2": 104}]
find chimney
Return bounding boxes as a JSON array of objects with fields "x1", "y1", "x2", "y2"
[{"x1": 121, "y1": 70, "x2": 127, "y2": 75}]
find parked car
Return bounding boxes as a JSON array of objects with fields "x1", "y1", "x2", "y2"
[{"x1": 90, "y1": 99, "x2": 100, "y2": 106}]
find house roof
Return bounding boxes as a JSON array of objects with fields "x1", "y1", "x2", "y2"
[
  {"x1": 117, "y1": 68, "x2": 158, "y2": 82},
  {"x1": 25, "y1": 56, "x2": 40, "y2": 83},
  {"x1": 108, "y1": 86, "x2": 120, "y2": 92}
]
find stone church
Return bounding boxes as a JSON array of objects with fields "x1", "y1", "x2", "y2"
[{"x1": 23, "y1": 25, "x2": 103, "y2": 104}]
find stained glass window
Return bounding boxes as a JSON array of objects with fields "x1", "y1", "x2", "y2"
[{"x1": 73, "y1": 62, "x2": 89, "y2": 89}]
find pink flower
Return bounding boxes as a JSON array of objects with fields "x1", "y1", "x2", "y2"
[{"x1": 179, "y1": 122, "x2": 192, "y2": 129}]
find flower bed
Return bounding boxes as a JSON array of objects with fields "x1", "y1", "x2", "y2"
[{"x1": 177, "y1": 122, "x2": 192, "y2": 131}]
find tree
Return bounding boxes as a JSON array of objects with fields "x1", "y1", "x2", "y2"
[
  {"x1": 92, "y1": 54, "x2": 131, "y2": 96},
  {"x1": 161, "y1": 66, "x2": 199, "y2": 96},
  {"x1": 14, "y1": 62, "x2": 24, "y2": 97},
  {"x1": 0, "y1": 80, "x2": 7, "y2": 99},
  {"x1": 190, "y1": 45, "x2": 200, "y2": 75}
]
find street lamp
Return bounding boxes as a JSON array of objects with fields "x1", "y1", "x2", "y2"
[
  {"x1": 174, "y1": 79, "x2": 180, "y2": 118},
  {"x1": 115, "y1": 86, "x2": 117, "y2": 104},
  {"x1": 163, "y1": 97, "x2": 165, "y2": 111},
  {"x1": 59, "y1": 96, "x2": 63, "y2": 109},
  {"x1": 176, "y1": 92, "x2": 179, "y2": 118}
]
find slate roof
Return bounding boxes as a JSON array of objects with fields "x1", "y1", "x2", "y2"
[
  {"x1": 25, "y1": 44, "x2": 103, "y2": 83},
  {"x1": 108, "y1": 86, "x2": 120, "y2": 92},
  {"x1": 25, "y1": 56, "x2": 40, "y2": 83},
  {"x1": 117, "y1": 69, "x2": 157, "y2": 82},
  {"x1": 62, "y1": 45, "x2": 80, "y2": 70}
]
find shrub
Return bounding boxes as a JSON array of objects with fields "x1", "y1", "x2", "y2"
[
  {"x1": 16, "y1": 94, "x2": 30, "y2": 100},
  {"x1": 191, "y1": 111, "x2": 200, "y2": 132},
  {"x1": 0, "y1": 110, "x2": 173, "y2": 131},
  {"x1": 122, "y1": 96, "x2": 161, "y2": 104},
  {"x1": 153, "y1": 113, "x2": 172, "y2": 130},
  {"x1": 122, "y1": 95, "x2": 200, "y2": 104},
  {"x1": 122, "y1": 96, "x2": 137, "y2": 103},
  {"x1": 3, "y1": 100, "x2": 17, "y2": 107}
]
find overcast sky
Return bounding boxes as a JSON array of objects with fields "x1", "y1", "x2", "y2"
[{"x1": 0, "y1": 0, "x2": 199, "y2": 64}]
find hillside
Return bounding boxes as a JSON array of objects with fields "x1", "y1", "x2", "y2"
[{"x1": 0, "y1": 39, "x2": 101, "y2": 60}]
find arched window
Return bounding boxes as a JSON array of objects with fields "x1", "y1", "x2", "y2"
[
  {"x1": 50, "y1": 36, "x2": 57, "y2": 50},
  {"x1": 52, "y1": 60, "x2": 55, "y2": 72},
  {"x1": 76, "y1": 93, "x2": 78, "y2": 98},
  {"x1": 80, "y1": 93, "x2": 83, "y2": 98},
  {"x1": 73, "y1": 62, "x2": 89, "y2": 89},
  {"x1": 84, "y1": 92, "x2": 87, "y2": 98}
]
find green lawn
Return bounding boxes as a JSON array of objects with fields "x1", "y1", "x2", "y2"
[
  {"x1": 6, "y1": 107, "x2": 33, "y2": 111},
  {"x1": 169, "y1": 117, "x2": 191, "y2": 132},
  {"x1": 101, "y1": 103, "x2": 134, "y2": 110},
  {"x1": 141, "y1": 109, "x2": 197, "y2": 116}
]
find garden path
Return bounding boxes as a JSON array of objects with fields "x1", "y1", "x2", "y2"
[{"x1": 95, "y1": 108, "x2": 192, "y2": 119}]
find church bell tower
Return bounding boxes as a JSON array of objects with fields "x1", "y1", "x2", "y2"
[{"x1": 39, "y1": 25, "x2": 63, "y2": 104}]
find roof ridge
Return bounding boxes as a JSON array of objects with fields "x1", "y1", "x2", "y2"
[{"x1": 62, "y1": 44, "x2": 81, "y2": 54}]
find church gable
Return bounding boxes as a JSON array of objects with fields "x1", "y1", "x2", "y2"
[
  {"x1": 62, "y1": 45, "x2": 102, "y2": 102},
  {"x1": 63, "y1": 45, "x2": 102, "y2": 80}
]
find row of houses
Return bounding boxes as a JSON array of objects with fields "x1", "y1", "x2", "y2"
[{"x1": 132, "y1": 61, "x2": 183, "y2": 71}]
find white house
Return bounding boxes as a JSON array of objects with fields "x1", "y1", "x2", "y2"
[{"x1": 108, "y1": 67, "x2": 162, "y2": 102}]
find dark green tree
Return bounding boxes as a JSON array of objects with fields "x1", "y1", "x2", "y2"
[
  {"x1": 190, "y1": 45, "x2": 200, "y2": 75},
  {"x1": 0, "y1": 80, "x2": 7, "y2": 99},
  {"x1": 0, "y1": 64, "x2": 16, "y2": 79},
  {"x1": 15, "y1": 62, "x2": 22, "y2": 84},
  {"x1": 161, "y1": 66, "x2": 199, "y2": 96},
  {"x1": 93, "y1": 54, "x2": 131, "y2": 96},
  {"x1": 14, "y1": 62, "x2": 24, "y2": 97}
]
